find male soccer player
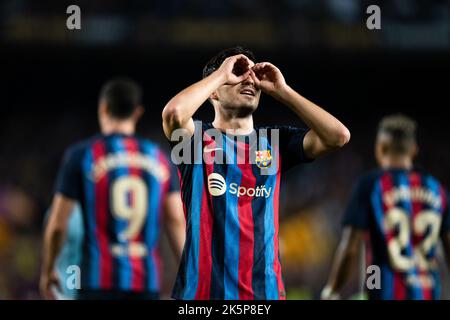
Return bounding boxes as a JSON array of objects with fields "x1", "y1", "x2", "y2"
[
  {"x1": 322, "y1": 114, "x2": 450, "y2": 300},
  {"x1": 162, "y1": 46, "x2": 350, "y2": 300},
  {"x1": 41, "y1": 78, "x2": 185, "y2": 300}
]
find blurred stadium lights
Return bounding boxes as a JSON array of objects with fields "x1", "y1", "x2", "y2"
[{"x1": 1, "y1": 0, "x2": 448, "y2": 49}]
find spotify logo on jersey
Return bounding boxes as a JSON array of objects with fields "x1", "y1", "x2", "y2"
[
  {"x1": 207, "y1": 173, "x2": 272, "y2": 198},
  {"x1": 207, "y1": 173, "x2": 227, "y2": 196}
]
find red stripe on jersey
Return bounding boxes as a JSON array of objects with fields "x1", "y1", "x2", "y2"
[
  {"x1": 409, "y1": 172, "x2": 422, "y2": 246},
  {"x1": 440, "y1": 186, "x2": 448, "y2": 213},
  {"x1": 92, "y1": 141, "x2": 113, "y2": 289},
  {"x1": 123, "y1": 137, "x2": 145, "y2": 292},
  {"x1": 272, "y1": 148, "x2": 285, "y2": 300},
  {"x1": 236, "y1": 141, "x2": 255, "y2": 300},
  {"x1": 194, "y1": 185, "x2": 213, "y2": 299},
  {"x1": 195, "y1": 134, "x2": 215, "y2": 299},
  {"x1": 409, "y1": 173, "x2": 432, "y2": 300},
  {"x1": 380, "y1": 173, "x2": 406, "y2": 299},
  {"x1": 393, "y1": 273, "x2": 406, "y2": 300}
]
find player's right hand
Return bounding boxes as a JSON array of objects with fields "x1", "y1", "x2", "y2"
[
  {"x1": 40, "y1": 270, "x2": 62, "y2": 300},
  {"x1": 216, "y1": 54, "x2": 254, "y2": 85}
]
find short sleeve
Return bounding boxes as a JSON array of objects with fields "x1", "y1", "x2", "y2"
[
  {"x1": 341, "y1": 175, "x2": 375, "y2": 230},
  {"x1": 269, "y1": 126, "x2": 312, "y2": 172},
  {"x1": 440, "y1": 190, "x2": 450, "y2": 235},
  {"x1": 167, "y1": 120, "x2": 204, "y2": 167},
  {"x1": 54, "y1": 146, "x2": 83, "y2": 201}
]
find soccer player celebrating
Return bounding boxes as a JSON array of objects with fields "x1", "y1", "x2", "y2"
[
  {"x1": 322, "y1": 114, "x2": 450, "y2": 300},
  {"x1": 162, "y1": 46, "x2": 350, "y2": 300},
  {"x1": 41, "y1": 78, "x2": 185, "y2": 300}
]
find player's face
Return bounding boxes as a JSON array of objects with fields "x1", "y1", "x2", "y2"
[
  {"x1": 214, "y1": 75, "x2": 262, "y2": 115},
  {"x1": 375, "y1": 141, "x2": 385, "y2": 167}
]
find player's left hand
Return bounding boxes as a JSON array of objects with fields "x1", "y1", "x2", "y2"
[
  {"x1": 250, "y1": 62, "x2": 287, "y2": 96},
  {"x1": 40, "y1": 270, "x2": 62, "y2": 300}
]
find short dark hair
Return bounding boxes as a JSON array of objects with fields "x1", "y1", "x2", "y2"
[
  {"x1": 202, "y1": 46, "x2": 256, "y2": 79},
  {"x1": 99, "y1": 78, "x2": 142, "y2": 119},
  {"x1": 377, "y1": 114, "x2": 417, "y2": 154}
]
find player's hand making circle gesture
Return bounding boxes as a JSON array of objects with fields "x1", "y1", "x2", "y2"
[
  {"x1": 250, "y1": 62, "x2": 287, "y2": 96},
  {"x1": 216, "y1": 54, "x2": 255, "y2": 85}
]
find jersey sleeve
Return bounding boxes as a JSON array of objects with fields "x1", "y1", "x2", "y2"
[
  {"x1": 54, "y1": 145, "x2": 83, "y2": 201},
  {"x1": 341, "y1": 175, "x2": 374, "y2": 230},
  {"x1": 167, "y1": 120, "x2": 203, "y2": 167},
  {"x1": 440, "y1": 189, "x2": 450, "y2": 235},
  {"x1": 271, "y1": 126, "x2": 312, "y2": 172}
]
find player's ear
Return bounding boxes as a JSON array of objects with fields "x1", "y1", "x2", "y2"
[
  {"x1": 210, "y1": 91, "x2": 219, "y2": 101},
  {"x1": 379, "y1": 140, "x2": 390, "y2": 156},
  {"x1": 374, "y1": 142, "x2": 384, "y2": 164},
  {"x1": 98, "y1": 99, "x2": 108, "y2": 118},
  {"x1": 133, "y1": 105, "x2": 145, "y2": 121},
  {"x1": 411, "y1": 143, "x2": 419, "y2": 158}
]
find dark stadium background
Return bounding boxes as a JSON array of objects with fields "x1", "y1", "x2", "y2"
[{"x1": 0, "y1": 0, "x2": 448, "y2": 299}]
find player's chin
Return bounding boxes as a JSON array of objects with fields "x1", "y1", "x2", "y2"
[
  {"x1": 227, "y1": 102, "x2": 257, "y2": 116},
  {"x1": 237, "y1": 94, "x2": 259, "y2": 108},
  {"x1": 237, "y1": 104, "x2": 258, "y2": 116}
]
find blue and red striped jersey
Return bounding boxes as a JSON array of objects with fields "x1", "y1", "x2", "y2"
[
  {"x1": 170, "y1": 121, "x2": 312, "y2": 300},
  {"x1": 343, "y1": 168, "x2": 450, "y2": 300},
  {"x1": 54, "y1": 133, "x2": 179, "y2": 293}
]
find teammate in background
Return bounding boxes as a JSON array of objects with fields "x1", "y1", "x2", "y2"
[
  {"x1": 41, "y1": 78, "x2": 185, "y2": 300},
  {"x1": 43, "y1": 203, "x2": 84, "y2": 300},
  {"x1": 322, "y1": 114, "x2": 450, "y2": 300},
  {"x1": 162, "y1": 46, "x2": 350, "y2": 300}
]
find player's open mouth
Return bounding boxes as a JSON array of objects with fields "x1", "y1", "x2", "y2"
[{"x1": 240, "y1": 88, "x2": 256, "y2": 96}]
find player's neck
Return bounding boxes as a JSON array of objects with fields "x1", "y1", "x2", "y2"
[
  {"x1": 380, "y1": 156, "x2": 413, "y2": 170},
  {"x1": 100, "y1": 119, "x2": 135, "y2": 136},
  {"x1": 212, "y1": 114, "x2": 254, "y2": 135}
]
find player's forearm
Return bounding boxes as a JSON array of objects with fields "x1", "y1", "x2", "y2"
[
  {"x1": 41, "y1": 226, "x2": 66, "y2": 276},
  {"x1": 162, "y1": 71, "x2": 226, "y2": 131},
  {"x1": 165, "y1": 222, "x2": 185, "y2": 264},
  {"x1": 442, "y1": 232, "x2": 450, "y2": 272},
  {"x1": 325, "y1": 249, "x2": 357, "y2": 296},
  {"x1": 323, "y1": 229, "x2": 362, "y2": 299},
  {"x1": 276, "y1": 85, "x2": 350, "y2": 148}
]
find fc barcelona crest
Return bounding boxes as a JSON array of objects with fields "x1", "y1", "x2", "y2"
[{"x1": 255, "y1": 150, "x2": 272, "y2": 169}]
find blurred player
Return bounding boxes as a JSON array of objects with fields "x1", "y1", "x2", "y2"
[
  {"x1": 41, "y1": 78, "x2": 185, "y2": 300},
  {"x1": 43, "y1": 203, "x2": 84, "y2": 299},
  {"x1": 322, "y1": 114, "x2": 450, "y2": 300},
  {"x1": 162, "y1": 46, "x2": 350, "y2": 300}
]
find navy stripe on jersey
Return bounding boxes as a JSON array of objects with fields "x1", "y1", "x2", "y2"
[
  {"x1": 176, "y1": 130, "x2": 204, "y2": 299},
  {"x1": 81, "y1": 147, "x2": 100, "y2": 288}
]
